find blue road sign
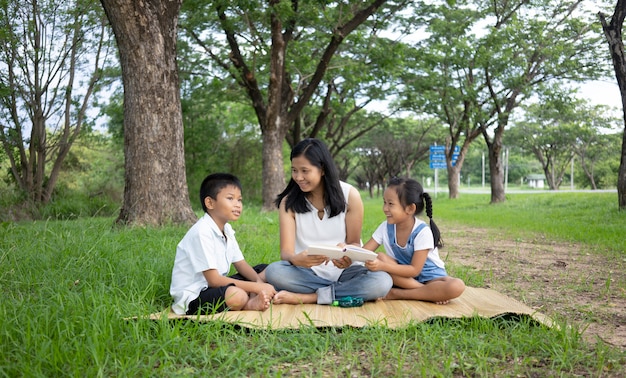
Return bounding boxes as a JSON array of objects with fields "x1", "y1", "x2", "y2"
[
  {"x1": 429, "y1": 145, "x2": 459, "y2": 169},
  {"x1": 430, "y1": 145, "x2": 459, "y2": 153},
  {"x1": 430, "y1": 153, "x2": 459, "y2": 162},
  {"x1": 430, "y1": 161, "x2": 457, "y2": 169},
  {"x1": 430, "y1": 145, "x2": 446, "y2": 153},
  {"x1": 429, "y1": 161, "x2": 447, "y2": 169}
]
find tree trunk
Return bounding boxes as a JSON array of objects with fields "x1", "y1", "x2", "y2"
[
  {"x1": 599, "y1": 3, "x2": 626, "y2": 210},
  {"x1": 617, "y1": 129, "x2": 626, "y2": 211},
  {"x1": 447, "y1": 166, "x2": 460, "y2": 199},
  {"x1": 261, "y1": 127, "x2": 287, "y2": 211},
  {"x1": 209, "y1": 0, "x2": 389, "y2": 210},
  {"x1": 101, "y1": 0, "x2": 196, "y2": 226},
  {"x1": 487, "y1": 140, "x2": 506, "y2": 203}
]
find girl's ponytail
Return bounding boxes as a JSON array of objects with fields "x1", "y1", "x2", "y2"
[{"x1": 423, "y1": 192, "x2": 443, "y2": 248}]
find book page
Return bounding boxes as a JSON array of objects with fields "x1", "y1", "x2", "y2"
[{"x1": 308, "y1": 244, "x2": 377, "y2": 262}]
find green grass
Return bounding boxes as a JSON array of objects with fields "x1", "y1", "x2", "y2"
[
  {"x1": 450, "y1": 192, "x2": 626, "y2": 255},
  {"x1": 1, "y1": 193, "x2": 625, "y2": 376},
  {"x1": 361, "y1": 191, "x2": 625, "y2": 255}
]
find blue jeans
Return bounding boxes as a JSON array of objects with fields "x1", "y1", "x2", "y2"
[{"x1": 265, "y1": 261, "x2": 392, "y2": 304}]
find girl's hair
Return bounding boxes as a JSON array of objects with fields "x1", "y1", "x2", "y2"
[
  {"x1": 274, "y1": 138, "x2": 346, "y2": 217},
  {"x1": 387, "y1": 177, "x2": 443, "y2": 248},
  {"x1": 200, "y1": 173, "x2": 242, "y2": 213}
]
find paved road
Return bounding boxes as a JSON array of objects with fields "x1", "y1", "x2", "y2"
[{"x1": 430, "y1": 188, "x2": 617, "y2": 195}]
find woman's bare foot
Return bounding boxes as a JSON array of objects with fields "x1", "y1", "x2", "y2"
[
  {"x1": 243, "y1": 291, "x2": 272, "y2": 311},
  {"x1": 272, "y1": 290, "x2": 317, "y2": 304}
]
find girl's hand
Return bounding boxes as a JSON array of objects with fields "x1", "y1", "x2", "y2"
[
  {"x1": 364, "y1": 258, "x2": 383, "y2": 271},
  {"x1": 365, "y1": 252, "x2": 391, "y2": 271}
]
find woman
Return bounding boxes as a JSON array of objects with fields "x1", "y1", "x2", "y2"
[{"x1": 265, "y1": 138, "x2": 392, "y2": 305}]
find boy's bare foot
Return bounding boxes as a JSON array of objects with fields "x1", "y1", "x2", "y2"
[
  {"x1": 272, "y1": 290, "x2": 317, "y2": 305},
  {"x1": 243, "y1": 291, "x2": 272, "y2": 311}
]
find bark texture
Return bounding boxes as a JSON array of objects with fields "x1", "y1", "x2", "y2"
[
  {"x1": 599, "y1": 2, "x2": 626, "y2": 210},
  {"x1": 101, "y1": 0, "x2": 196, "y2": 225}
]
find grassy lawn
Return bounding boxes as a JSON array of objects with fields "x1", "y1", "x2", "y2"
[{"x1": 1, "y1": 192, "x2": 625, "y2": 376}]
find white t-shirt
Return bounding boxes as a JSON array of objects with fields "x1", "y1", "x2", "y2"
[
  {"x1": 169, "y1": 213, "x2": 244, "y2": 314},
  {"x1": 371, "y1": 218, "x2": 445, "y2": 269},
  {"x1": 295, "y1": 181, "x2": 353, "y2": 282}
]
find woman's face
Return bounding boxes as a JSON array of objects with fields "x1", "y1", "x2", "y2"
[{"x1": 291, "y1": 155, "x2": 324, "y2": 193}]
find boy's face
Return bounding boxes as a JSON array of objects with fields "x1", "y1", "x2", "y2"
[{"x1": 204, "y1": 185, "x2": 243, "y2": 225}]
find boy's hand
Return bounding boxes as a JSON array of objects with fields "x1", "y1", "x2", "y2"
[{"x1": 258, "y1": 283, "x2": 277, "y2": 297}]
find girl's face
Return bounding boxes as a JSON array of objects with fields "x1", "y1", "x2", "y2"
[
  {"x1": 291, "y1": 155, "x2": 324, "y2": 194},
  {"x1": 382, "y1": 187, "x2": 414, "y2": 225}
]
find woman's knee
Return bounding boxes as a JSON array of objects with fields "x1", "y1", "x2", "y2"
[{"x1": 365, "y1": 272, "x2": 393, "y2": 298}]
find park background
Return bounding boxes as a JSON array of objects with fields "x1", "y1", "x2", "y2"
[
  {"x1": 1, "y1": 0, "x2": 626, "y2": 376},
  {"x1": 1, "y1": 0, "x2": 625, "y2": 222}
]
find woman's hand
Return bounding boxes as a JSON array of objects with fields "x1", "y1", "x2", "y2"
[
  {"x1": 331, "y1": 256, "x2": 352, "y2": 269},
  {"x1": 289, "y1": 251, "x2": 328, "y2": 268}
]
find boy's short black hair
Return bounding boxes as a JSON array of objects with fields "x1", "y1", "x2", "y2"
[{"x1": 199, "y1": 173, "x2": 242, "y2": 213}]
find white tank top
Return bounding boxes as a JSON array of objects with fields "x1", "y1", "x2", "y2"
[{"x1": 295, "y1": 181, "x2": 352, "y2": 281}]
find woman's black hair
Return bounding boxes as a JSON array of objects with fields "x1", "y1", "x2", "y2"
[
  {"x1": 274, "y1": 138, "x2": 346, "y2": 217},
  {"x1": 388, "y1": 177, "x2": 443, "y2": 248}
]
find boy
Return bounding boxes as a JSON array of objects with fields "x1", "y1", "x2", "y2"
[{"x1": 170, "y1": 173, "x2": 276, "y2": 315}]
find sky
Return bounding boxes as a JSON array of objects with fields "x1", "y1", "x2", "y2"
[{"x1": 578, "y1": 79, "x2": 622, "y2": 110}]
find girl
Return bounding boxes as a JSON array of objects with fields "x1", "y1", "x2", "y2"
[
  {"x1": 264, "y1": 138, "x2": 392, "y2": 305},
  {"x1": 363, "y1": 177, "x2": 465, "y2": 304}
]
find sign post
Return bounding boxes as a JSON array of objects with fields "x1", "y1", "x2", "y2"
[{"x1": 429, "y1": 145, "x2": 459, "y2": 198}]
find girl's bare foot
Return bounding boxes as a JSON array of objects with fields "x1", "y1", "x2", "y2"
[
  {"x1": 384, "y1": 288, "x2": 450, "y2": 304},
  {"x1": 272, "y1": 290, "x2": 317, "y2": 304},
  {"x1": 243, "y1": 291, "x2": 272, "y2": 311}
]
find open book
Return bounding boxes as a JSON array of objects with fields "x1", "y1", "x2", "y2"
[{"x1": 308, "y1": 244, "x2": 378, "y2": 262}]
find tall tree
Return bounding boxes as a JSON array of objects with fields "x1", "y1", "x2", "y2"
[
  {"x1": 572, "y1": 105, "x2": 620, "y2": 190},
  {"x1": 599, "y1": 0, "x2": 626, "y2": 210},
  {"x1": 180, "y1": 0, "x2": 405, "y2": 210},
  {"x1": 354, "y1": 116, "x2": 444, "y2": 196},
  {"x1": 509, "y1": 95, "x2": 583, "y2": 190},
  {"x1": 0, "y1": 0, "x2": 110, "y2": 205},
  {"x1": 401, "y1": 0, "x2": 605, "y2": 202},
  {"x1": 100, "y1": 0, "x2": 196, "y2": 225},
  {"x1": 478, "y1": 0, "x2": 605, "y2": 202},
  {"x1": 399, "y1": 3, "x2": 484, "y2": 199}
]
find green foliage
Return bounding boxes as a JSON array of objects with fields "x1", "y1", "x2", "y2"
[
  {"x1": 508, "y1": 92, "x2": 621, "y2": 190},
  {"x1": 0, "y1": 131, "x2": 123, "y2": 221},
  {"x1": 182, "y1": 96, "x2": 263, "y2": 206},
  {"x1": 0, "y1": 0, "x2": 115, "y2": 204},
  {"x1": 348, "y1": 116, "x2": 447, "y2": 191},
  {"x1": 178, "y1": 0, "x2": 414, "y2": 159}
]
